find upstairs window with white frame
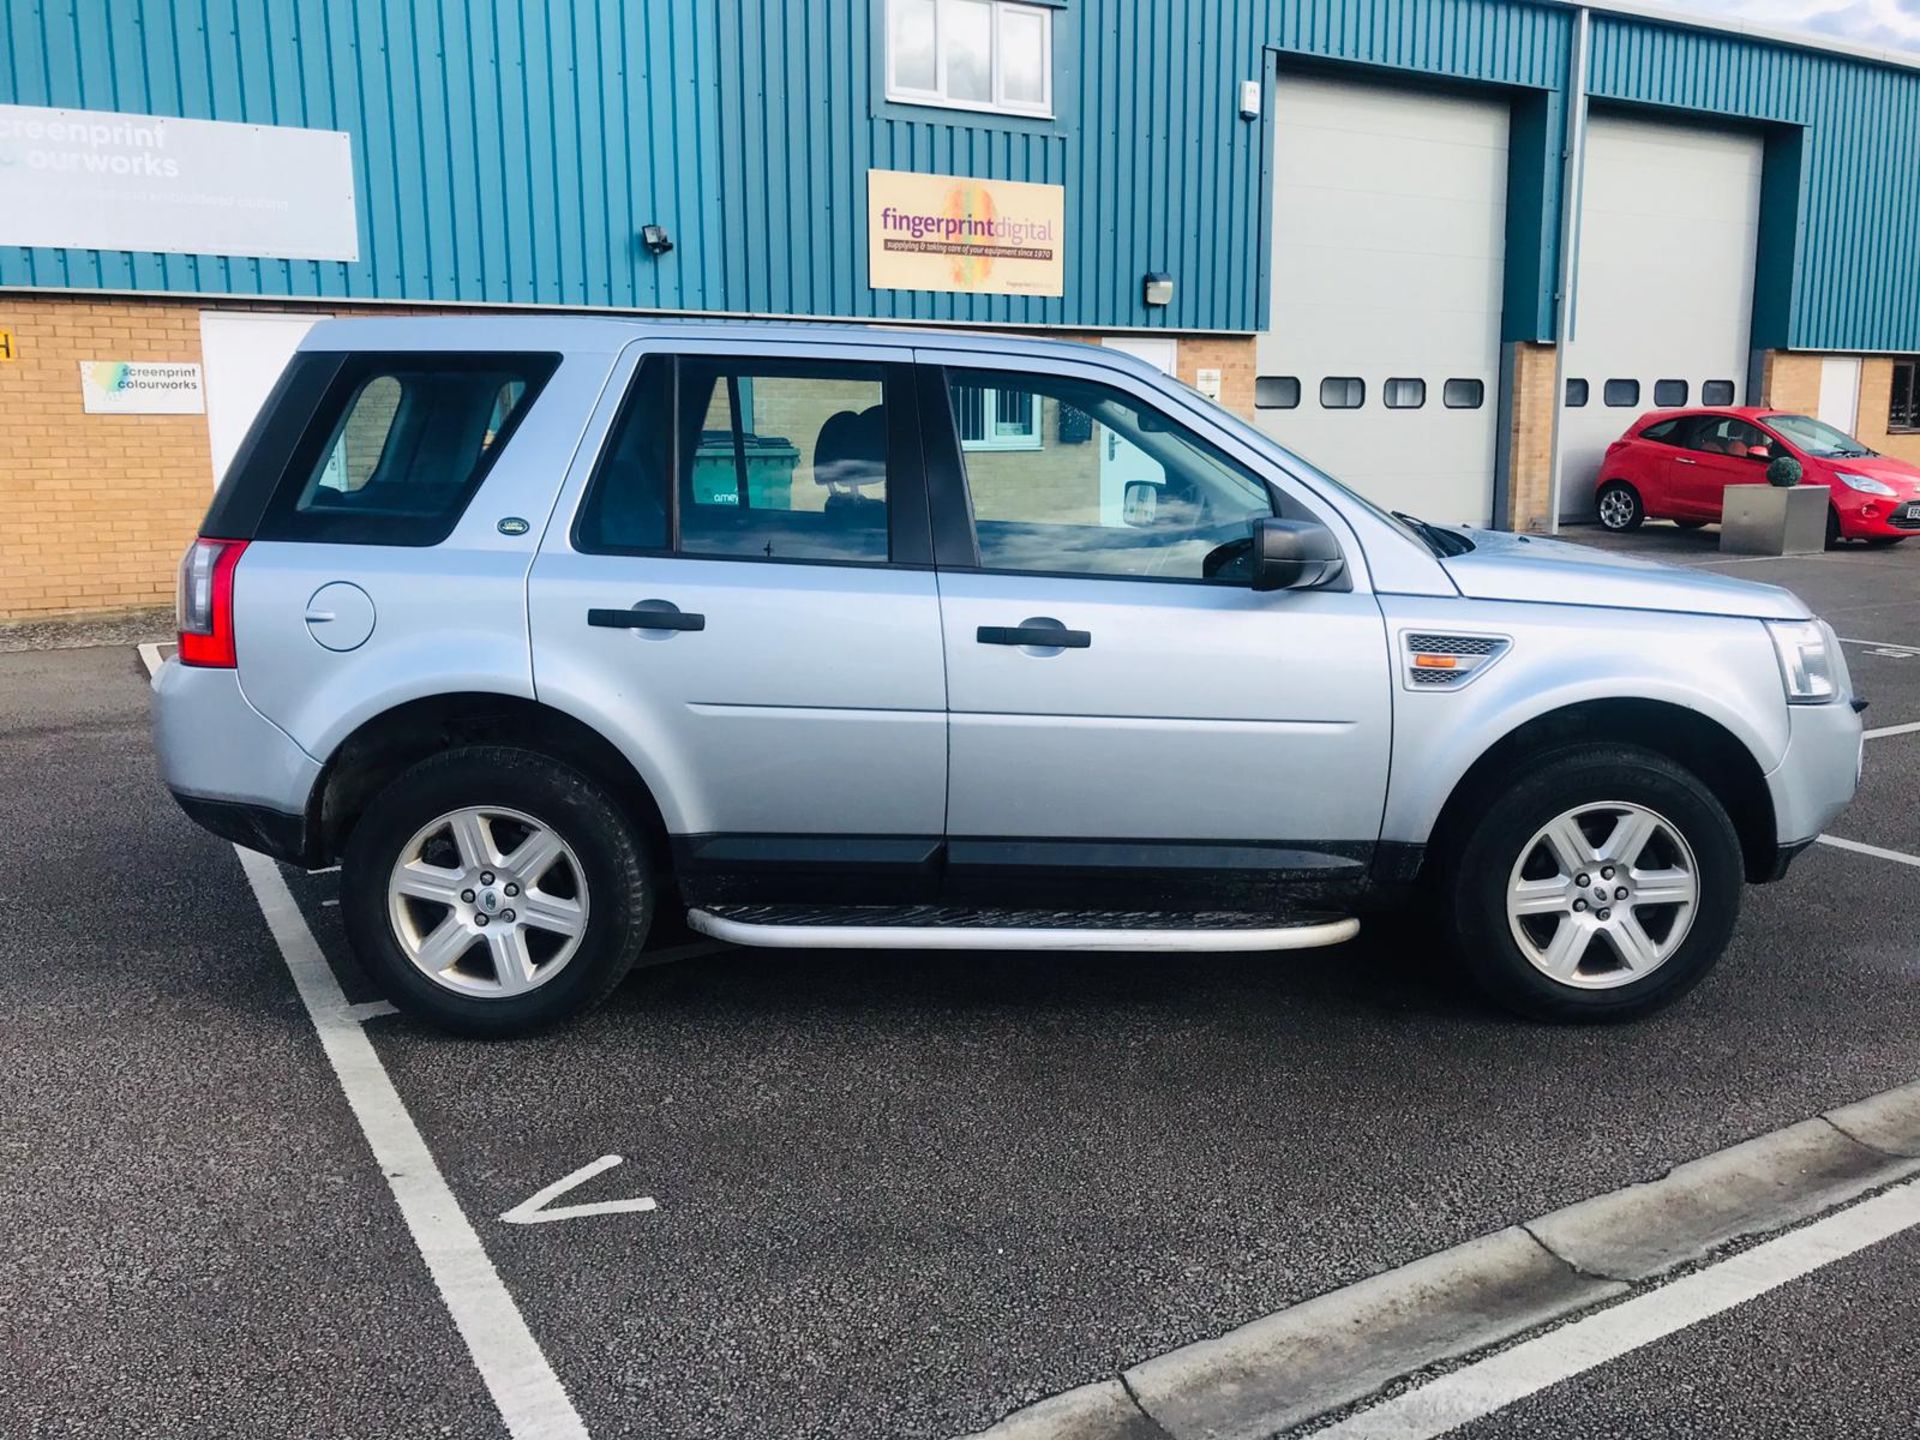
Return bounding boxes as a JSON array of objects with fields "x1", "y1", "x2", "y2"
[
  {"x1": 952, "y1": 383, "x2": 1043, "y2": 450},
  {"x1": 887, "y1": 0, "x2": 1054, "y2": 118}
]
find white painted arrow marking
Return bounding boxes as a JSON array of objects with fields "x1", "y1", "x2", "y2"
[{"x1": 500, "y1": 1154, "x2": 658, "y2": 1225}]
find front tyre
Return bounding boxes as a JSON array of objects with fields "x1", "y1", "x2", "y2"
[
  {"x1": 1446, "y1": 745, "x2": 1742, "y2": 1022},
  {"x1": 1596, "y1": 481, "x2": 1645, "y2": 531},
  {"x1": 341, "y1": 745, "x2": 653, "y2": 1037}
]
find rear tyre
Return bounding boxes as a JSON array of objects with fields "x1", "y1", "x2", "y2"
[
  {"x1": 1674, "y1": 518, "x2": 1709, "y2": 530},
  {"x1": 1445, "y1": 744, "x2": 1742, "y2": 1022},
  {"x1": 1596, "y1": 481, "x2": 1645, "y2": 531},
  {"x1": 341, "y1": 745, "x2": 653, "y2": 1037}
]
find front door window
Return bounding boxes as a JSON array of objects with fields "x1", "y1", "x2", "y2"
[{"x1": 941, "y1": 369, "x2": 1275, "y2": 581}]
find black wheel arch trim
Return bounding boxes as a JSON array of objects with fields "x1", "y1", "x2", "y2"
[{"x1": 1423, "y1": 697, "x2": 1782, "y2": 886}]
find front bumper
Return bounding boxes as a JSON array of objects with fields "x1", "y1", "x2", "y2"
[
  {"x1": 1833, "y1": 489, "x2": 1920, "y2": 538},
  {"x1": 1764, "y1": 694, "x2": 1865, "y2": 864},
  {"x1": 152, "y1": 659, "x2": 322, "y2": 864}
]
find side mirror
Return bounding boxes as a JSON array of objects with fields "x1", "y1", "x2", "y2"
[
  {"x1": 1250, "y1": 517, "x2": 1346, "y2": 592},
  {"x1": 1122, "y1": 480, "x2": 1159, "y2": 526},
  {"x1": 1747, "y1": 444, "x2": 1772, "y2": 461}
]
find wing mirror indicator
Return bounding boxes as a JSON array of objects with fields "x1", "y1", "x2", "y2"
[{"x1": 1250, "y1": 517, "x2": 1346, "y2": 591}]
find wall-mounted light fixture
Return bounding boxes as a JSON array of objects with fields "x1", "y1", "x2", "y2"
[
  {"x1": 1142, "y1": 272, "x2": 1174, "y2": 307},
  {"x1": 1239, "y1": 80, "x2": 1262, "y2": 119},
  {"x1": 640, "y1": 224, "x2": 674, "y2": 256}
]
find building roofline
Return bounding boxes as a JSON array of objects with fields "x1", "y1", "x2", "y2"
[{"x1": 1549, "y1": 0, "x2": 1920, "y2": 77}]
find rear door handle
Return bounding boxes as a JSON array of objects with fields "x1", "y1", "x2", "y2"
[
  {"x1": 977, "y1": 622, "x2": 1091, "y2": 649},
  {"x1": 589, "y1": 606, "x2": 705, "y2": 632}
]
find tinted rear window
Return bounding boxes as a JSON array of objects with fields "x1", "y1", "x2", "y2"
[{"x1": 255, "y1": 351, "x2": 558, "y2": 546}]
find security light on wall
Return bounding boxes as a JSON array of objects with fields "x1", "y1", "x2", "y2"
[
  {"x1": 1143, "y1": 273, "x2": 1175, "y2": 307},
  {"x1": 641, "y1": 224, "x2": 674, "y2": 256},
  {"x1": 1239, "y1": 80, "x2": 1262, "y2": 119}
]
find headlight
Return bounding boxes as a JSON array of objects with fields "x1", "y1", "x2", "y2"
[
  {"x1": 1835, "y1": 471, "x2": 1897, "y2": 496},
  {"x1": 1766, "y1": 618, "x2": 1841, "y2": 704}
]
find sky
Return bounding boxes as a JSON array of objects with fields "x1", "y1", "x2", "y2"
[{"x1": 1660, "y1": 0, "x2": 1920, "y2": 51}]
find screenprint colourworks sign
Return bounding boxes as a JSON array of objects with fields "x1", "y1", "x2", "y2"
[
  {"x1": 0, "y1": 104, "x2": 358, "y2": 262},
  {"x1": 867, "y1": 168, "x2": 1064, "y2": 298}
]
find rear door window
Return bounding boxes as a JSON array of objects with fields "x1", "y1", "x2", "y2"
[
  {"x1": 573, "y1": 355, "x2": 916, "y2": 566},
  {"x1": 258, "y1": 352, "x2": 558, "y2": 545}
]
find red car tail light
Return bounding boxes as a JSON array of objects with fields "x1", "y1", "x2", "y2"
[{"x1": 176, "y1": 537, "x2": 248, "y2": 668}]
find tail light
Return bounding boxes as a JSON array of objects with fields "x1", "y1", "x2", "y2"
[{"x1": 176, "y1": 538, "x2": 248, "y2": 667}]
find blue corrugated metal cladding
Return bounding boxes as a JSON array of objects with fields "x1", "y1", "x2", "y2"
[{"x1": 3, "y1": 1, "x2": 1918, "y2": 349}]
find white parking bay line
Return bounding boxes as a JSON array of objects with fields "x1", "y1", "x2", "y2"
[
  {"x1": 1309, "y1": 1176, "x2": 1920, "y2": 1440},
  {"x1": 235, "y1": 849, "x2": 588, "y2": 1439},
  {"x1": 1817, "y1": 834, "x2": 1920, "y2": 869},
  {"x1": 140, "y1": 642, "x2": 584, "y2": 1436},
  {"x1": 1864, "y1": 720, "x2": 1920, "y2": 740}
]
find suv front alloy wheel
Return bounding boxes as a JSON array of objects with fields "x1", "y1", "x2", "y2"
[{"x1": 1447, "y1": 744, "x2": 1741, "y2": 1021}]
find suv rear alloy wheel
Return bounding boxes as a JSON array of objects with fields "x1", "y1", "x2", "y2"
[
  {"x1": 1447, "y1": 744, "x2": 1741, "y2": 1021},
  {"x1": 1596, "y1": 480, "x2": 1645, "y2": 531},
  {"x1": 386, "y1": 805, "x2": 590, "y2": 999},
  {"x1": 342, "y1": 746, "x2": 653, "y2": 1036}
]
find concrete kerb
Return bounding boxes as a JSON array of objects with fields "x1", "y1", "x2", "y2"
[
  {"x1": 1526, "y1": 1117, "x2": 1920, "y2": 1282},
  {"x1": 1121, "y1": 1227, "x2": 1621, "y2": 1440},
  {"x1": 958, "y1": 1077, "x2": 1920, "y2": 1440}
]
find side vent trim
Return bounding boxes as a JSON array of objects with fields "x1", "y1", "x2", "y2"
[{"x1": 1400, "y1": 630, "x2": 1512, "y2": 691}]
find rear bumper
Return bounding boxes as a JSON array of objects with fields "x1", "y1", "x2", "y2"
[
  {"x1": 168, "y1": 791, "x2": 316, "y2": 868},
  {"x1": 152, "y1": 659, "x2": 322, "y2": 863}
]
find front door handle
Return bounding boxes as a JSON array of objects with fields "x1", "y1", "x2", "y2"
[
  {"x1": 977, "y1": 620, "x2": 1091, "y2": 649},
  {"x1": 589, "y1": 605, "x2": 705, "y2": 632},
  {"x1": 1674, "y1": 457, "x2": 1698, "y2": 465}
]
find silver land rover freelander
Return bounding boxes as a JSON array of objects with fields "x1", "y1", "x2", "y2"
[{"x1": 154, "y1": 318, "x2": 1864, "y2": 1036}]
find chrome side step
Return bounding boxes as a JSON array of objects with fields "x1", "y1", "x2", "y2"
[{"x1": 685, "y1": 906, "x2": 1360, "y2": 953}]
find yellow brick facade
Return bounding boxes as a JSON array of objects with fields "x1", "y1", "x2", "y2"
[
  {"x1": 1760, "y1": 350, "x2": 1823, "y2": 416},
  {"x1": 0, "y1": 300, "x2": 1260, "y2": 622},
  {"x1": 0, "y1": 296, "x2": 220, "y2": 620},
  {"x1": 1504, "y1": 342, "x2": 1559, "y2": 533},
  {"x1": 1759, "y1": 348, "x2": 1920, "y2": 466},
  {"x1": 1844, "y1": 356, "x2": 1920, "y2": 468}
]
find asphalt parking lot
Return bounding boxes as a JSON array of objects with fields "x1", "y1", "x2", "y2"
[{"x1": 3, "y1": 527, "x2": 1917, "y2": 1439}]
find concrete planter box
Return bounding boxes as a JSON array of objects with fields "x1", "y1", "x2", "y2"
[{"x1": 1720, "y1": 484, "x2": 1829, "y2": 556}]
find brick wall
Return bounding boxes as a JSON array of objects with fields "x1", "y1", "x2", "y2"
[
  {"x1": 0, "y1": 294, "x2": 1259, "y2": 621},
  {"x1": 0, "y1": 296, "x2": 218, "y2": 619},
  {"x1": 1761, "y1": 350, "x2": 1823, "y2": 416},
  {"x1": 1845, "y1": 356, "x2": 1920, "y2": 467},
  {"x1": 1174, "y1": 335, "x2": 1256, "y2": 416},
  {"x1": 1760, "y1": 349, "x2": 1920, "y2": 467},
  {"x1": 961, "y1": 395, "x2": 1103, "y2": 525},
  {"x1": 1504, "y1": 342, "x2": 1558, "y2": 532}
]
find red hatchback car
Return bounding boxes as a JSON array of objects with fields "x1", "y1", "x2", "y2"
[{"x1": 1595, "y1": 406, "x2": 1920, "y2": 544}]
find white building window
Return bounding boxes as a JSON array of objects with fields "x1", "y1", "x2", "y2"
[
  {"x1": 887, "y1": 0, "x2": 1053, "y2": 119},
  {"x1": 952, "y1": 383, "x2": 1043, "y2": 450}
]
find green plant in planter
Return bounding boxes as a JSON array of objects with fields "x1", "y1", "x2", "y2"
[{"x1": 1766, "y1": 455, "x2": 1804, "y2": 488}]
